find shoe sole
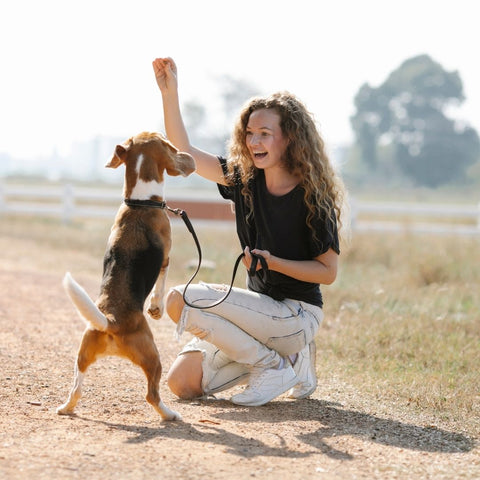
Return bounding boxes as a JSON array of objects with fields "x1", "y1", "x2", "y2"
[
  {"x1": 287, "y1": 341, "x2": 317, "y2": 399},
  {"x1": 230, "y1": 375, "x2": 298, "y2": 407}
]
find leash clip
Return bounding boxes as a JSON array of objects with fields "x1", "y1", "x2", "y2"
[{"x1": 167, "y1": 206, "x2": 184, "y2": 216}]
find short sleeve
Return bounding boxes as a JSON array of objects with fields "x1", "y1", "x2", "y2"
[
  {"x1": 309, "y1": 208, "x2": 340, "y2": 256},
  {"x1": 216, "y1": 156, "x2": 237, "y2": 201}
]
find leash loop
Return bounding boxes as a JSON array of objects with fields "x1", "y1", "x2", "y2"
[
  {"x1": 170, "y1": 208, "x2": 246, "y2": 309},
  {"x1": 124, "y1": 198, "x2": 267, "y2": 310}
]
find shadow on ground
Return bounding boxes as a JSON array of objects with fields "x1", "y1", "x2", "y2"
[{"x1": 77, "y1": 397, "x2": 475, "y2": 460}]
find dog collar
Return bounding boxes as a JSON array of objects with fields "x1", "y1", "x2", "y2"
[{"x1": 124, "y1": 198, "x2": 167, "y2": 209}]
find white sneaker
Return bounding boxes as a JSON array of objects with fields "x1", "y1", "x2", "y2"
[
  {"x1": 230, "y1": 363, "x2": 298, "y2": 406},
  {"x1": 287, "y1": 340, "x2": 317, "y2": 399}
]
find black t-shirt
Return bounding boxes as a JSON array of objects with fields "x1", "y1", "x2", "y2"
[{"x1": 217, "y1": 157, "x2": 339, "y2": 307}]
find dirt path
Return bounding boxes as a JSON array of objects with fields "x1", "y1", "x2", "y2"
[{"x1": 0, "y1": 238, "x2": 478, "y2": 479}]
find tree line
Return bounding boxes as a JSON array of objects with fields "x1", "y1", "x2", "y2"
[{"x1": 350, "y1": 54, "x2": 479, "y2": 187}]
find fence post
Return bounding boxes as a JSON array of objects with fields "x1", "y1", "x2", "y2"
[{"x1": 63, "y1": 184, "x2": 75, "y2": 223}]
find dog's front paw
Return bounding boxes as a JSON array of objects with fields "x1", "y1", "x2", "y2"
[
  {"x1": 148, "y1": 303, "x2": 164, "y2": 320},
  {"x1": 147, "y1": 293, "x2": 165, "y2": 320}
]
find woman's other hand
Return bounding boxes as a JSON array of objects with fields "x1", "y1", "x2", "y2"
[{"x1": 243, "y1": 246, "x2": 270, "y2": 273}]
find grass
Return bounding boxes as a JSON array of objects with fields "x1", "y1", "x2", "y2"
[
  {"x1": 1, "y1": 214, "x2": 479, "y2": 434},
  {"x1": 322, "y1": 233, "x2": 479, "y2": 430}
]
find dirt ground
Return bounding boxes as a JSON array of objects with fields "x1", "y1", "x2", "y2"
[{"x1": 0, "y1": 234, "x2": 478, "y2": 480}]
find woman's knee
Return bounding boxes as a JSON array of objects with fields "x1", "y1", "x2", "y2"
[
  {"x1": 166, "y1": 351, "x2": 204, "y2": 400},
  {"x1": 165, "y1": 288, "x2": 185, "y2": 324}
]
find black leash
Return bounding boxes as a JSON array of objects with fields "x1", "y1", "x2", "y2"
[{"x1": 124, "y1": 198, "x2": 266, "y2": 309}]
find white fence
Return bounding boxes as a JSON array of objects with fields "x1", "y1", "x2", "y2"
[
  {"x1": 0, "y1": 183, "x2": 479, "y2": 236},
  {"x1": 350, "y1": 199, "x2": 480, "y2": 236},
  {"x1": 0, "y1": 184, "x2": 123, "y2": 222}
]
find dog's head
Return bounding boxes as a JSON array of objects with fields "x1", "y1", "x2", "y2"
[{"x1": 105, "y1": 132, "x2": 195, "y2": 199}]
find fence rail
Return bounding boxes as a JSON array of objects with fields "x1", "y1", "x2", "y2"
[
  {"x1": 0, "y1": 183, "x2": 479, "y2": 236},
  {"x1": 0, "y1": 183, "x2": 234, "y2": 223}
]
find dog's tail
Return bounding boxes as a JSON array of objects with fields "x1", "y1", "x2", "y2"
[{"x1": 63, "y1": 272, "x2": 108, "y2": 331}]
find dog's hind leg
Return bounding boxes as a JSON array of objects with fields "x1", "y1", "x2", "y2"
[
  {"x1": 123, "y1": 328, "x2": 181, "y2": 421},
  {"x1": 145, "y1": 359, "x2": 181, "y2": 421},
  {"x1": 56, "y1": 361, "x2": 85, "y2": 415},
  {"x1": 57, "y1": 329, "x2": 108, "y2": 415}
]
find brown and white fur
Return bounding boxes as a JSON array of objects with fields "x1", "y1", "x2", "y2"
[{"x1": 57, "y1": 132, "x2": 195, "y2": 421}]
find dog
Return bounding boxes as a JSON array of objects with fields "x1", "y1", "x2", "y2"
[{"x1": 57, "y1": 132, "x2": 195, "y2": 421}]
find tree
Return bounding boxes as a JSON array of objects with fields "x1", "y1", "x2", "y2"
[{"x1": 350, "y1": 54, "x2": 480, "y2": 186}]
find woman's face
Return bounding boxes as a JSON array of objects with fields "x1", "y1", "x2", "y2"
[{"x1": 245, "y1": 109, "x2": 289, "y2": 170}]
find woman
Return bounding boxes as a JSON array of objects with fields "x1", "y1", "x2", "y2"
[{"x1": 152, "y1": 57, "x2": 345, "y2": 406}]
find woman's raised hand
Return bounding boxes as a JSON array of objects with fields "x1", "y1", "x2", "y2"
[{"x1": 152, "y1": 57, "x2": 178, "y2": 95}]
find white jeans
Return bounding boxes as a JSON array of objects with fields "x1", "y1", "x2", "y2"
[{"x1": 173, "y1": 282, "x2": 323, "y2": 395}]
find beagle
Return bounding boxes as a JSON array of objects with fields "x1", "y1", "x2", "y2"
[{"x1": 57, "y1": 132, "x2": 195, "y2": 421}]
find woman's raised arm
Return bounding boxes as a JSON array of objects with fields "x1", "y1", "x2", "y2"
[{"x1": 152, "y1": 57, "x2": 226, "y2": 185}]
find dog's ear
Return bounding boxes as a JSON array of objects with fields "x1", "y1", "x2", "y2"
[
  {"x1": 166, "y1": 152, "x2": 196, "y2": 177},
  {"x1": 105, "y1": 144, "x2": 128, "y2": 169}
]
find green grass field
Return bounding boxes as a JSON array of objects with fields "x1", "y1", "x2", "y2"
[{"x1": 2, "y1": 214, "x2": 478, "y2": 435}]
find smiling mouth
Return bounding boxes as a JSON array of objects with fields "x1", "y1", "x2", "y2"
[{"x1": 254, "y1": 152, "x2": 268, "y2": 159}]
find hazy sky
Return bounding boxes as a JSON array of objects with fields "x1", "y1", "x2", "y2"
[{"x1": 2, "y1": 0, "x2": 478, "y2": 160}]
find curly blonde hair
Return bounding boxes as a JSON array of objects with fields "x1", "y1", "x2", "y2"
[{"x1": 227, "y1": 91, "x2": 346, "y2": 240}]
